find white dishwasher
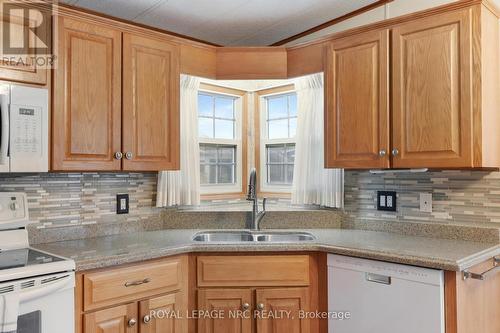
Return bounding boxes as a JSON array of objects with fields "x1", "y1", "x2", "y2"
[{"x1": 327, "y1": 254, "x2": 444, "y2": 333}]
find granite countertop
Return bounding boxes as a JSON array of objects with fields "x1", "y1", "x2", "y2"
[{"x1": 34, "y1": 229, "x2": 500, "y2": 272}]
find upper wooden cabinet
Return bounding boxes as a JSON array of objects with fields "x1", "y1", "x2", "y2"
[
  {"x1": 52, "y1": 16, "x2": 180, "y2": 171},
  {"x1": 0, "y1": 0, "x2": 50, "y2": 85},
  {"x1": 392, "y1": 10, "x2": 472, "y2": 168},
  {"x1": 325, "y1": 5, "x2": 500, "y2": 169},
  {"x1": 122, "y1": 33, "x2": 180, "y2": 171},
  {"x1": 324, "y1": 29, "x2": 389, "y2": 169},
  {"x1": 52, "y1": 16, "x2": 122, "y2": 171}
]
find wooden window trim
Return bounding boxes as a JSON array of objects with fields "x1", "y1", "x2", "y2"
[
  {"x1": 199, "y1": 83, "x2": 248, "y2": 200},
  {"x1": 254, "y1": 84, "x2": 296, "y2": 196}
]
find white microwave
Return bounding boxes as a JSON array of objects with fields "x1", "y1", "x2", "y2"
[{"x1": 0, "y1": 84, "x2": 48, "y2": 172}]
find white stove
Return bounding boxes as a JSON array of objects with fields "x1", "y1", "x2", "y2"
[{"x1": 0, "y1": 192, "x2": 75, "y2": 333}]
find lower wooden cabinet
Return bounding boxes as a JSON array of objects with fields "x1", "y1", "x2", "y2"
[
  {"x1": 198, "y1": 289, "x2": 252, "y2": 333},
  {"x1": 84, "y1": 303, "x2": 138, "y2": 333},
  {"x1": 256, "y1": 288, "x2": 309, "y2": 333},
  {"x1": 140, "y1": 293, "x2": 186, "y2": 333},
  {"x1": 196, "y1": 255, "x2": 316, "y2": 333}
]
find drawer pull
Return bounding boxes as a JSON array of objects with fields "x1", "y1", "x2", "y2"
[
  {"x1": 365, "y1": 273, "x2": 391, "y2": 285},
  {"x1": 124, "y1": 278, "x2": 151, "y2": 287},
  {"x1": 463, "y1": 257, "x2": 500, "y2": 280}
]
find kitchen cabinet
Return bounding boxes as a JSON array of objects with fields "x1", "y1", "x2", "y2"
[
  {"x1": 256, "y1": 288, "x2": 310, "y2": 333},
  {"x1": 84, "y1": 303, "x2": 138, "y2": 333},
  {"x1": 52, "y1": 16, "x2": 122, "y2": 171},
  {"x1": 324, "y1": 5, "x2": 500, "y2": 169},
  {"x1": 197, "y1": 289, "x2": 252, "y2": 333},
  {"x1": 140, "y1": 293, "x2": 185, "y2": 333},
  {"x1": 75, "y1": 256, "x2": 188, "y2": 333},
  {"x1": 52, "y1": 16, "x2": 180, "y2": 171},
  {"x1": 324, "y1": 29, "x2": 389, "y2": 169},
  {"x1": 0, "y1": 0, "x2": 50, "y2": 85},
  {"x1": 122, "y1": 33, "x2": 180, "y2": 171},
  {"x1": 196, "y1": 255, "x2": 316, "y2": 333},
  {"x1": 445, "y1": 257, "x2": 500, "y2": 333},
  {"x1": 392, "y1": 9, "x2": 472, "y2": 168}
]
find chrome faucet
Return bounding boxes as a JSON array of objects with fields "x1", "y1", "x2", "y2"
[{"x1": 247, "y1": 168, "x2": 266, "y2": 230}]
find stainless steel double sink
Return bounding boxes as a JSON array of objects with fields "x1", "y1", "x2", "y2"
[{"x1": 192, "y1": 230, "x2": 316, "y2": 243}]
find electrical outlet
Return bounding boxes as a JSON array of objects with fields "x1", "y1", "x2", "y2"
[
  {"x1": 116, "y1": 194, "x2": 129, "y2": 214},
  {"x1": 377, "y1": 191, "x2": 396, "y2": 212},
  {"x1": 420, "y1": 193, "x2": 432, "y2": 213}
]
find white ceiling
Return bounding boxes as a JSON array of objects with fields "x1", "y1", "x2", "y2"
[{"x1": 61, "y1": 0, "x2": 379, "y2": 46}]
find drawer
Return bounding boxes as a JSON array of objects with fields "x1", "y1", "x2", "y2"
[
  {"x1": 83, "y1": 257, "x2": 183, "y2": 311},
  {"x1": 197, "y1": 255, "x2": 310, "y2": 287}
]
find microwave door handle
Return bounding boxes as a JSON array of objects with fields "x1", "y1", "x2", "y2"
[
  {"x1": 19, "y1": 276, "x2": 73, "y2": 303},
  {"x1": 0, "y1": 94, "x2": 9, "y2": 165}
]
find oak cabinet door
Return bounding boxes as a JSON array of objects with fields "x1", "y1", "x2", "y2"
[
  {"x1": 324, "y1": 29, "x2": 390, "y2": 169},
  {"x1": 0, "y1": 1, "x2": 49, "y2": 85},
  {"x1": 140, "y1": 292, "x2": 186, "y2": 333},
  {"x1": 84, "y1": 303, "x2": 137, "y2": 333},
  {"x1": 197, "y1": 289, "x2": 252, "y2": 333},
  {"x1": 256, "y1": 288, "x2": 310, "y2": 333},
  {"x1": 52, "y1": 16, "x2": 122, "y2": 171},
  {"x1": 122, "y1": 33, "x2": 180, "y2": 171},
  {"x1": 392, "y1": 9, "x2": 472, "y2": 168}
]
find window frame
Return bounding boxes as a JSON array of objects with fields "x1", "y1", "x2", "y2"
[
  {"x1": 256, "y1": 85, "x2": 296, "y2": 195},
  {"x1": 198, "y1": 83, "x2": 248, "y2": 197}
]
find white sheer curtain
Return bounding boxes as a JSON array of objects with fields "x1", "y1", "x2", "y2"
[
  {"x1": 157, "y1": 75, "x2": 201, "y2": 207},
  {"x1": 291, "y1": 73, "x2": 344, "y2": 208}
]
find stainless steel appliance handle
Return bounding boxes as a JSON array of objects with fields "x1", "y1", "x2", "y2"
[
  {"x1": 463, "y1": 257, "x2": 500, "y2": 280},
  {"x1": 19, "y1": 275, "x2": 73, "y2": 303},
  {"x1": 365, "y1": 272, "x2": 392, "y2": 285},
  {"x1": 0, "y1": 93, "x2": 9, "y2": 166}
]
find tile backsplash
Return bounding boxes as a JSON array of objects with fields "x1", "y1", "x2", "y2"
[
  {"x1": 344, "y1": 170, "x2": 500, "y2": 227},
  {"x1": 0, "y1": 172, "x2": 161, "y2": 228},
  {"x1": 2, "y1": 169, "x2": 500, "y2": 243}
]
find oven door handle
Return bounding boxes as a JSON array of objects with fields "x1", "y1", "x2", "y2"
[
  {"x1": 19, "y1": 275, "x2": 73, "y2": 303},
  {"x1": 0, "y1": 93, "x2": 9, "y2": 166}
]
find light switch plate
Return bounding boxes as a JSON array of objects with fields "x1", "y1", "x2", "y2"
[
  {"x1": 377, "y1": 191, "x2": 396, "y2": 212},
  {"x1": 116, "y1": 194, "x2": 129, "y2": 214},
  {"x1": 420, "y1": 193, "x2": 432, "y2": 213}
]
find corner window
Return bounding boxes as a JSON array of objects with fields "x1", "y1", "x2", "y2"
[
  {"x1": 260, "y1": 91, "x2": 297, "y2": 193},
  {"x1": 198, "y1": 90, "x2": 243, "y2": 195}
]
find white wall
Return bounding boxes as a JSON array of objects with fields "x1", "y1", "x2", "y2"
[{"x1": 285, "y1": 0, "x2": 460, "y2": 46}]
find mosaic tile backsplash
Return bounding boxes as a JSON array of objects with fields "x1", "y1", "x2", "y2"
[
  {"x1": 0, "y1": 172, "x2": 161, "y2": 228},
  {"x1": 344, "y1": 170, "x2": 500, "y2": 228}
]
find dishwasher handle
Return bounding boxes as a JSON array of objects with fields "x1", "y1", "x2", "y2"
[{"x1": 365, "y1": 272, "x2": 392, "y2": 285}]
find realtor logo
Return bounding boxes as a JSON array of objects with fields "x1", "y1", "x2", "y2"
[{"x1": 1, "y1": 0, "x2": 56, "y2": 67}]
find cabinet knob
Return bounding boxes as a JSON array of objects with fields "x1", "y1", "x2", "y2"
[
  {"x1": 257, "y1": 303, "x2": 265, "y2": 311},
  {"x1": 125, "y1": 152, "x2": 133, "y2": 160},
  {"x1": 242, "y1": 303, "x2": 250, "y2": 311},
  {"x1": 114, "y1": 152, "x2": 123, "y2": 160},
  {"x1": 128, "y1": 318, "x2": 137, "y2": 327},
  {"x1": 379, "y1": 149, "x2": 386, "y2": 157},
  {"x1": 143, "y1": 315, "x2": 151, "y2": 324},
  {"x1": 391, "y1": 148, "x2": 399, "y2": 156}
]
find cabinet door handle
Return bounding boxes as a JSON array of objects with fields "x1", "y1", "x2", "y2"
[
  {"x1": 124, "y1": 278, "x2": 151, "y2": 287},
  {"x1": 242, "y1": 303, "x2": 250, "y2": 311},
  {"x1": 256, "y1": 303, "x2": 265, "y2": 311},
  {"x1": 391, "y1": 148, "x2": 399, "y2": 156},
  {"x1": 114, "y1": 152, "x2": 123, "y2": 160},
  {"x1": 125, "y1": 152, "x2": 133, "y2": 160},
  {"x1": 379, "y1": 149, "x2": 386, "y2": 157},
  {"x1": 143, "y1": 315, "x2": 151, "y2": 324},
  {"x1": 128, "y1": 318, "x2": 137, "y2": 327}
]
